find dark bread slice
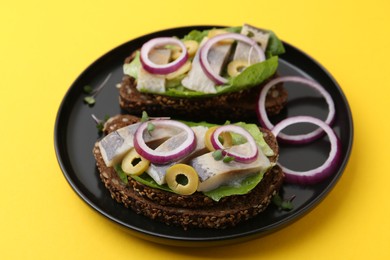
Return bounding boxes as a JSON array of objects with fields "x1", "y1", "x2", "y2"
[
  {"x1": 94, "y1": 114, "x2": 284, "y2": 229},
  {"x1": 118, "y1": 53, "x2": 288, "y2": 122}
]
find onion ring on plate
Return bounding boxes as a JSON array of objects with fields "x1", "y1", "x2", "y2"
[
  {"x1": 272, "y1": 116, "x2": 341, "y2": 184},
  {"x1": 199, "y1": 33, "x2": 265, "y2": 85},
  {"x1": 134, "y1": 120, "x2": 196, "y2": 164},
  {"x1": 257, "y1": 76, "x2": 336, "y2": 144},
  {"x1": 140, "y1": 37, "x2": 188, "y2": 75},
  {"x1": 211, "y1": 125, "x2": 258, "y2": 163}
]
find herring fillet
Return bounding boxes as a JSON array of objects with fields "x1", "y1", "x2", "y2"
[
  {"x1": 190, "y1": 143, "x2": 271, "y2": 192},
  {"x1": 98, "y1": 123, "x2": 180, "y2": 167},
  {"x1": 99, "y1": 123, "x2": 141, "y2": 167},
  {"x1": 136, "y1": 49, "x2": 171, "y2": 93},
  {"x1": 181, "y1": 38, "x2": 232, "y2": 93},
  {"x1": 233, "y1": 24, "x2": 270, "y2": 64},
  {"x1": 146, "y1": 126, "x2": 208, "y2": 185}
]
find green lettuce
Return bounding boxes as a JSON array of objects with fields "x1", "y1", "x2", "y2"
[
  {"x1": 132, "y1": 173, "x2": 172, "y2": 192},
  {"x1": 266, "y1": 30, "x2": 285, "y2": 57},
  {"x1": 203, "y1": 172, "x2": 264, "y2": 201},
  {"x1": 233, "y1": 122, "x2": 274, "y2": 156},
  {"x1": 123, "y1": 51, "x2": 141, "y2": 79},
  {"x1": 226, "y1": 56, "x2": 278, "y2": 91},
  {"x1": 114, "y1": 164, "x2": 128, "y2": 184}
]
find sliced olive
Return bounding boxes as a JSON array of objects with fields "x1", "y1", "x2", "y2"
[
  {"x1": 171, "y1": 40, "x2": 199, "y2": 60},
  {"x1": 183, "y1": 40, "x2": 199, "y2": 57},
  {"x1": 166, "y1": 60, "x2": 192, "y2": 80},
  {"x1": 207, "y1": 29, "x2": 233, "y2": 44},
  {"x1": 166, "y1": 164, "x2": 199, "y2": 195},
  {"x1": 121, "y1": 148, "x2": 150, "y2": 176},
  {"x1": 227, "y1": 60, "x2": 249, "y2": 77},
  {"x1": 204, "y1": 126, "x2": 233, "y2": 151}
]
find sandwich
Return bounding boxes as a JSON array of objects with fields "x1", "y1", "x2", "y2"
[
  {"x1": 93, "y1": 113, "x2": 284, "y2": 229},
  {"x1": 118, "y1": 24, "x2": 288, "y2": 121}
]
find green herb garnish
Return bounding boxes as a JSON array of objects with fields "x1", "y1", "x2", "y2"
[
  {"x1": 212, "y1": 150, "x2": 235, "y2": 163},
  {"x1": 212, "y1": 150, "x2": 223, "y2": 161},
  {"x1": 82, "y1": 73, "x2": 112, "y2": 106},
  {"x1": 147, "y1": 122, "x2": 155, "y2": 133},
  {"x1": 272, "y1": 194, "x2": 295, "y2": 211},
  {"x1": 83, "y1": 85, "x2": 93, "y2": 94},
  {"x1": 91, "y1": 114, "x2": 110, "y2": 133},
  {"x1": 222, "y1": 156, "x2": 235, "y2": 163},
  {"x1": 141, "y1": 111, "x2": 149, "y2": 122},
  {"x1": 84, "y1": 96, "x2": 96, "y2": 105}
]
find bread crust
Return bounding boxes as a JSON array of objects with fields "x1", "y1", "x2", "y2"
[{"x1": 94, "y1": 114, "x2": 284, "y2": 229}]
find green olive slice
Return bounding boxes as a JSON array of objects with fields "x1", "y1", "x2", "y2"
[
  {"x1": 121, "y1": 148, "x2": 150, "y2": 176},
  {"x1": 166, "y1": 164, "x2": 199, "y2": 195}
]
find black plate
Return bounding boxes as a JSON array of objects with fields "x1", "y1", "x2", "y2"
[{"x1": 54, "y1": 26, "x2": 353, "y2": 247}]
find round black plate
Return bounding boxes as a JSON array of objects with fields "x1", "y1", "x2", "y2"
[{"x1": 54, "y1": 26, "x2": 353, "y2": 247}]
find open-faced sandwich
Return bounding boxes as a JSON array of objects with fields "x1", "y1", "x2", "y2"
[
  {"x1": 91, "y1": 23, "x2": 343, "y2": 230},
  {"x1": 119, "y1": 24, "x2": 288, "y2": 121},
  {"x1": 93, "y1": 113, "x2": 284, "y2": 229}
]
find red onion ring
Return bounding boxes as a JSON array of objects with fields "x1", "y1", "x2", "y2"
[
  {"x1": 199, "y1": 33, "x2": 265, "y2": 85},
  {"x1": 211, "y1": 125, "x2": 258, "y2": 163},
  {"x1": 134, "y1": 120, "x2": 196, "y2": 164},
  {"x1": 257, "y1": 76, "x2": 336, "y2": 144},
  {"x1": 272, "y1": 116, "x2": 341, "y2": 184},
  {"x1": 140, "y1": 37, "x2": 188, "y2": 75}
]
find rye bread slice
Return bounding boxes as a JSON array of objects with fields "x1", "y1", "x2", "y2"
[
  {"x1": 94, "y1": 114, "x2": 284, "y2": 229},
  {"x1": 118, "y1": 53, "x2": 287, "y2": 122}
]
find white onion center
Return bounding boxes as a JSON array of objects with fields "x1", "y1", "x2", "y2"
[
  {"x1": 140, "y1": 37, "x2": 188, "y2": 75},
  {"x1": 211, "y1": 125, "x2": 258, "y2": 163},
  {"x1": 134, "y1": 120, "x2": 196, "y2": 164},
  {"x1": 200, "y1": 33, "x2": 265, "y2": 85}
]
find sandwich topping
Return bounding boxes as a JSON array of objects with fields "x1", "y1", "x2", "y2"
[
  {"x1": 123, "y1": 24, "x2": 284, "y2": 97},
  {"x1": 140, "y1": 37, "x2": 188, "y2": 75},
  {"x1": 91, "y1": 24, "x2": 344, "y2": 229},
  {"x1": 98, "y1": 117, "x2": 273, "y2": 199},
  {"x1": 133, "y1": 119, "x2": 197, "y2": 164}
]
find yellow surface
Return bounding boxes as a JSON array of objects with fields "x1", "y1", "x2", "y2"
[{"x1": 1, "y1": 0, "x2": 389, "y2": 259}]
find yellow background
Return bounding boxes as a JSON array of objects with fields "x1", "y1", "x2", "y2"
[{"x1": 1, "y1": 0, "x2": 389, "y2": 259}]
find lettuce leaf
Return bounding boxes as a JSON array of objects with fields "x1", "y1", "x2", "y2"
[
  {"x1": 182, "y1": 29, "x2": 209, "y2": 43},
  {"x1": 131, "y1": 173, "x2": 172, "y2": 192},
  {"x1": 123, "y1": 51, "x2": 141, "y2": 79},
  {"x1": 266, "y1": 30, "x2": 285, "y2": 57},
  {"x1": 203, "y1": 172, "x2": 264, "y2": 201},
  {"x1": 233, "y1": 122, "x2": 274, "y2": 156},
  {"x1": 114, "y1": 165, "x2": 265, "y2": 202},
  {"x1": 114, "y1": 165, "x2": 128, "y2": 184},
  {"x1": 226, "y1": 56, "x2": 278, "y2": 91}
]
